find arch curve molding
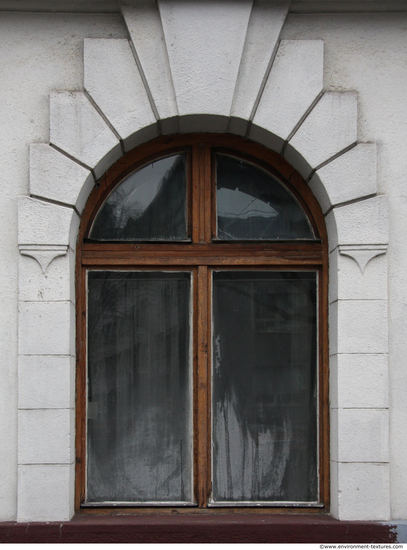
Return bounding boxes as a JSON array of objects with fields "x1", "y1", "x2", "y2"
[{"x1": 17, "y1": 0, "x2": 389, "y2": 523}]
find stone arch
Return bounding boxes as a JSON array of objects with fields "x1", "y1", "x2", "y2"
[{"x1": 17, "y1": 0, "x2": 389, "y2": 522}]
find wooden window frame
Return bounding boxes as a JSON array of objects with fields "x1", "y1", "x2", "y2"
[{"x1": 76, "y1": 133, "x2": 329, "y2": 515}]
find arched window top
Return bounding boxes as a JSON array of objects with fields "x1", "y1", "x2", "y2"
[
  {"x1": 216, "y1": 154, "x2": 314, "y2": 240},
  {"x1": 89, "y1": 154, "x2": 188, "y2": 241},
  {"x1": 84, "y1": 135, "x2": 322, "y2": 244}
]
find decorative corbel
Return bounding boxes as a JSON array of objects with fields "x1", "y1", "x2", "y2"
[
  {"x1": 339, "y1": 244, "x2": 387, "y2": 274},
  {"x1": 19, "y1": 244, "x2": 69, "y2": 274}
]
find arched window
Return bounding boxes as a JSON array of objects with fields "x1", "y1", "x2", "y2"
[{"x1": 76, "y1": 134, "x2": 329, "y2": 512}]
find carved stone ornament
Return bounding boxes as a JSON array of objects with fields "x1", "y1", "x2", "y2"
[
  {"x1": 18, "y1": 244, "x2": 69, "y2": 274},
  {"x1": 339, "y1": 244, "x2": 388, "y2": 274}
]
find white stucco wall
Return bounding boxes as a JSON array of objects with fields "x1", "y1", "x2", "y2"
[
  {"x1": 282, "y1": 12, "x2": 407, "y2": 520},
  {"x1": 0, "y1": 11, "x2": 127, "y2": 522},
  {"x1": 1, "y1": 5, "x2": 406, "y2": 522}
]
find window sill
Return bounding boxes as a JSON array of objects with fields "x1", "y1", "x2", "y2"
[{"x1": 0, "y1": 514, "x2": 400, "y2": 543}]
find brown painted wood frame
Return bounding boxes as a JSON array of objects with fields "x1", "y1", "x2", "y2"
[{"x1": 76, "y1": 134, "x2": 329, "y2": 515}]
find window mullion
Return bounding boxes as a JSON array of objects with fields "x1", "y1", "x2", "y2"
[
  {"x1": 203, "y1": 143, "x2": 212, "y2": 243},
  {"x1": 196, "y1": 265, "x2": 210, "y2": 506},
  {"x1": 192, "y1": 143, "x2": 204, "y2": 243}
]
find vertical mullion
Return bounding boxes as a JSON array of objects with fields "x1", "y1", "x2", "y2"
[
  {"x1": 196, "y1": 265, "x2": 210, "y2": 506},
  {"x1": 192, "y1": 144, "x2": 201, "y2": 243},
  {"x1": 199, "y1": 145, "x2": 206, "y2": 243},
  {"x1": 193, "y1": 143, "x2": 206, "y2": 243},
  {"x1": 211, "y1": 149, "x2": 217, "y2": 241},
  {"x1": 187, "y1": 147, "x2": 193, "y2": 241},
  {"x1": 204, "y1": 143, "x2": 212, "y2": 243}
]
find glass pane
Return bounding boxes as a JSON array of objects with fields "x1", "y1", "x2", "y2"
[
  {"x1": 89, "y1": 154, "x2": 187, "y2": 241},
  {"x1": 87, "y1": 271, "x2": 193, "y2": 504},
  {"x1": 212, "y1": 271, "x2": 317, "y2": 503},
  {"x1": 216, "y1": 155, "x2": 314, "y2": 240}
]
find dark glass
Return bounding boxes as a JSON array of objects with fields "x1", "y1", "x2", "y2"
[
  {"x1": 212, "y1": 271, "x2": 318, "y2": 503},
  {"x1": 89, "y1": 154, "x2": 187, "y2": 241},
  {"x1": 87, "y1": 271, "x2": 193, "y2": 504},
  {"x1": 216, "y1": 155, "x2": 314, "y2": 240}
]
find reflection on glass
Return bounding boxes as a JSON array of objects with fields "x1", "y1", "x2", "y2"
[
  {"x1": 90, "y1": 154, "x2": 187, "y2": 241},
  {"x1": 216, "y1": 155, "x2": 314, "y2": 240},
  {"x1": 212, "y1": 271, "x2": 317, "y2": 503},
  {"x1": 87, "y1": 271, "x2": 193, "y2": 504}
]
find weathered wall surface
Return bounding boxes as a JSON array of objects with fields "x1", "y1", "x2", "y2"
[
  {"x1": 282, "y1": 12, "x2": 407, "y2": 520},
  {"x1": 1, "y1": 7, "x2": 406, "y2": 522},
  {"x1": 0, "y1": 11, "x2": 126, "y2": 521}
]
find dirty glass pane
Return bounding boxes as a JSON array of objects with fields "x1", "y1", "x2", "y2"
[
  {"x1": 87, "y1": 271, "x2": 193, "y2": 504},
  {"x1": 212, "y1": 271, "x2": 317, "y2": 503},
  {"x1": 89, "y1": 154, "x2": 187, "y2": 241},
  {"x1": 216, "y1": 155, "x2": 314, "y2": 240}
]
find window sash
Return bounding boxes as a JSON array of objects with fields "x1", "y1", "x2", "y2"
[
  {"x1": 85, "y1": 270, "x2": 194, "y2": 506},
  {"x1": 210, "y1": 270, "x2": 319, "y2": 506}
]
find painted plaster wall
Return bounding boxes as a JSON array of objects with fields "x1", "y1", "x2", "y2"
[
  {"x1": 0, "y1": 8, "x2": 406, "y2": 522},
  {"x1": 281, "y1": 12, "x2": 407, "y2": 520},
  {"x1": 0, "y1": 11, "x2": 127, "y2": 522}
]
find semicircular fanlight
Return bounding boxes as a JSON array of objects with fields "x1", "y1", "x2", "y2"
[
  {"x1": 89, "y1": 154, "x2": 187, "y2": 241},
  {"x1": 216, "y1": 155, "x2": 315, "y2": 241}
]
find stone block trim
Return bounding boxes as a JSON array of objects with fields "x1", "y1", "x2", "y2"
[
  {"x1": 325, "y1": 196, "x2": 389, "y2": 257},
  {"x1": 18, "y1": 197, "x2": 76, "y2": 249},
  {"x1": 252, "y1": 39, "x2": 323, "y2": 151},
  {"x1": 50, "y1": 91, "x2": 121, "y2": 179},
  {"x1": 330, "y1": 354, "x2": 389, "y2": 410},
  {"x1": 30, "y1": 144, "x2": 93, "y2": 214},
  {"x1": 84, "y1": 38, "x2": 158, "y2": 152},
  {"x1": 18, "y1": 301, "x2": 75, "y2": 357},
  {"x1": 309, "y1": 143, "x2": 377, "y2": 214},
  {"x1": 158, "y1": 0, "x2": 253, "y2": 118},
  {"x1": 18, "y1": 196, "x2": 79, "y2": 274},
  {"x1": 18, "y1": 409, "x2": 74, "y2": 465},
  {"x1": 19, "y1": 249, "x2": 75, "y2": 303},
  {"x1": 331, "y1": 408, "x2": 389, "y2": 463},
  {"x1": 230, "y1": 0, "x2": 290, "y2": 132},
  {"x1": 285, "y1": 91, "x2": 358, "y2": 180},
  {"x1": 334, "y1": 463, "x2": 390, "y2": 521},
  {"x1": 334, "y1": 300, "x2": 388, "y2": 355},
  {"x1": 18, "y1": 356, "x2": 74, "y2": 410},
  {"x1": 17, "y1": 464, "x2": 74, "y2": 523},
  {"x1": 329, "y1": 248, "x2": 388, "y2": 303},
  {"x1": 16, "y1": 1, "x2": 390, "y2": 523},
  {"x1": 121, "y1": 0, "x2": 179, "y2": 128}
]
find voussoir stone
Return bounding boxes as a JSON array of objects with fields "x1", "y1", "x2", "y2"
[
  {"x1": 158, "y1": 0, "x2": 252, "y2": 118},
  {"x1": 50, "y1": 91, "x2": 121, "y2": 179},
  {"x1": 309, "y1": 143, "x2": 377, "y2": 213},
  {"x1": 84, "y1": 38, "x2": 157, "y2": 151},
  {"x1": 30, "y1": 143, "x2": 93, "y2": 214},
  {"x1": 121, "y1": 0, "x2": 178, "y2": 132},
  {"x1": 251, "y1": 39, "x2": 323, "y2": 152},
  {"x1": 230, "y1": 0, "x2": 290, "y2": 134},
  {"x1": 285, "y1": 91, "x2": 358, "y2": 179}
]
